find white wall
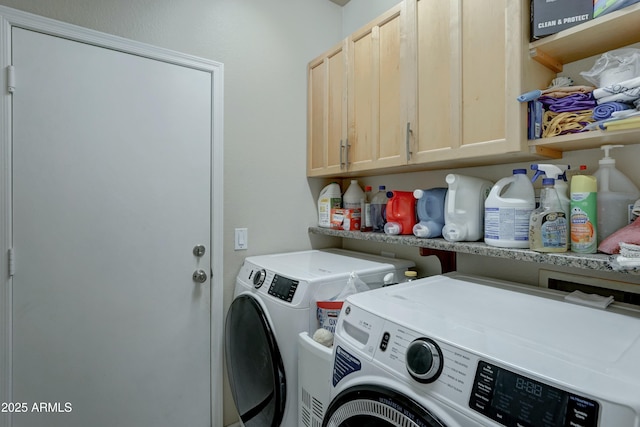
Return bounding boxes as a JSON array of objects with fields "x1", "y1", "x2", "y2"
[{"x1": 0, "y1": 0, "x2": 342, "y2": 425}]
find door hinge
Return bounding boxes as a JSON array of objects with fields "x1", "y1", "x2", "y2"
[
  {"x1": 7, "y1": 65, "x2": 15, "y2": 93},
  {"x1": 8, "y1": 247, "x2": 15, "y2": 277}
]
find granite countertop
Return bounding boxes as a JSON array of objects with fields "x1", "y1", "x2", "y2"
[{"x1": 308, "y1": 226, "x2": 639, "y2": 275}]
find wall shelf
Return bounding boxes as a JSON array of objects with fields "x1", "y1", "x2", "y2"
[
  {"x1": 309, "y1": 226, "x2": 639, "y2": 275},
  {"x1": 529, "y1": 2, "x2": 640, "y2": 70}
]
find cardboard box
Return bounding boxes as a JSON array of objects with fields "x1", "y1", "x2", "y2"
[
  {"x1": 594, "y1": 0, "x2": 640, "y2": 18},
  {"x1": 531, "y1": 0, "x2": 592, "y2": 40},
  {"x1": 330, "y1": 208, "x2": 361, "y2": 231}
]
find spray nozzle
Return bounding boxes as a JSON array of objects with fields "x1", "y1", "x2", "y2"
[
  {"x1": 600, "y1": 144, "x2": 624, "y2": 160},
  {"x1": 530, "y1": 164, "x2": 570, "y2": 183}
]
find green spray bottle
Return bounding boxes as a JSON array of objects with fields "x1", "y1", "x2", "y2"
[{"x1": 570, "y1": 175, "x2": 598, "y2": 253}]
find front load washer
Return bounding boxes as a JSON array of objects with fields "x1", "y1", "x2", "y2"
[
  {"x1": 224, "y1": 248, "x2": 414, "y2": 427},
  {"x1": 325, "y1": 272, "x2": 640, "y2": 426}
]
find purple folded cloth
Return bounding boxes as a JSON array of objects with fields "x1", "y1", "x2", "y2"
[
  {"x1": 593, "y1": 101, "x2": 634, "y2": 120},
  {"x1": 539, "y1": 93, "x2": 597, "y2": 112}
]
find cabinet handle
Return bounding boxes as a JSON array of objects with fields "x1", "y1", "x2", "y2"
[
  {"x1": 339, "y1": 139, "x2": 345, "y2": 169},
  {"x1": 406, "y1": 122, "x2": 413, "y2": 162},
  {"x1": 345, "y1": 138, "x2": 350, "y2": 168}
]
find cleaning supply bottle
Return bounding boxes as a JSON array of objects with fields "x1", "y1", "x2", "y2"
[
  {"x1": 412, "y1": 188, "x2": 447, "y2": 238},
  {"x1": 370, "y1": 185, "x2": 388, "y2": 232},
  {"x1": 530, "y1": 164, "x2": 570, "y2": 215},
  {"x1": 570, "y1": 175, "x2": 598, "y2": 253},
  {"x1": 529, "y1": 178, "x2": 568, "y2": 252},
  {"x1": 593, "y1": 145, "x2": 640, "y2": 242},
  {"x1": 531, "y1": 164, "x2": 571, "y2": 245},
  {"x1": 383, "y1": 191, "x2": 416, "y2": 235},
  {"x1": 484, "y1": 169, "x2": 535, "y2": 248},
  {"x1": 361, "y1": 185, "x2": 373, "y2": 231},
  {"x1": 343, "y1": 180, "x2": 365, "y2": 210},
  {"x1": 318, "y1": 182, "x2": 341, "y2": 228}
]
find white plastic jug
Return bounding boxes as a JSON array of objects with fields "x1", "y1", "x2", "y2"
[
  {"x1": 593, "y1": 145, "x2": 640, "y2": 241},
  {"x1": 318, "y1": 182, "x2": 341, "y2": 228},
  {"x1": 343, "y1": 180, "x2": 365, "y2": 210},
  {"x1": 484, "y1": 169, "x2": 536, "y2": 248},
  {"x1": 442, "y1": 174, "x2": 493, "y2": 242}
]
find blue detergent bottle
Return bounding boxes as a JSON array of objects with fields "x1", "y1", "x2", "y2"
[{"x1": 412, "y1": 188, "x2": 447, "y2": 238}]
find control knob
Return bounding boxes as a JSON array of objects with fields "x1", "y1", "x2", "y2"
[
  {"x1": 253, "y1": 269, "x2": 267, "y2": 289},
  {"x1": 405, "y1": 337, "x2": 443, "y2": 383}
]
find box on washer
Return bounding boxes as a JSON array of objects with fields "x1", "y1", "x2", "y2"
[{"x1": 530, "y1": 0, "x2": 592, "y2": 40}]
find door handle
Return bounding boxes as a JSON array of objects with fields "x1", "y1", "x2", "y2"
[{"x1": 192, "y1": 269, "x2": 208, "y2": 283}]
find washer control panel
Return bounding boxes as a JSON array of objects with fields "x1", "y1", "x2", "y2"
[{"x1": 470, "y1": 360, "x2": 599, "y2": 427}]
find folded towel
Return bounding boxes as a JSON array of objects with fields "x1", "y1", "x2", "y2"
[
  {"x1": 614, "y1": 255, "x2": 640, "y2": 268},
  {"x1": 593, "y1": 76, "x2": 640, "y2": 99},
  {"x1": 597, "y1": 88, "x2": 640, "y2": 104},
  {"x1": 620, "y1": 242, "x2": 640, "y2": 258},
  {"x1": 564, "y1": 290, "x2": 614, "y2": 309},
  {"x1": 592, "y1": 101, "x2": 634, "y2": 120},
  {"x1": 540, "y1": 93, "x2": 597, "y2": 112}
]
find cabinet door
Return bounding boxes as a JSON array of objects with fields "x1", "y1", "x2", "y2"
[
  {"x1": 458, "y1": 0, "x2": 527, "y2": 158},
  {"x1": 347, "y1": 3, "x2": 408, "y2": 172},
  {"x1": 411, "y1": 0, "x2": 455, "y2": 164},
  {"x1": 412, "y1": 0, "x2": 528, "y2": 165},
  {"x1": 307, "y1": 41, "x2": 347, "y2": 177}
]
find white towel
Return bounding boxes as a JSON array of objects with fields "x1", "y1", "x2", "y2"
[
  {"x1": 593, "y1": 76, "x2": 640, "y2": 99},
  {"x1": 564, "y1": 290, "x2": 614, "y2": 309},
  {"x1": 620, "y1": 242, "x2": 640, "y2": 258}
]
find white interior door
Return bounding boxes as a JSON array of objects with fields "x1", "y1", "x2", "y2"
[{"x1": 11, "y1": 27, "x2": 213, "y2": 426}]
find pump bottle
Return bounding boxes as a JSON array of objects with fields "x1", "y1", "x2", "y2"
[{"x1": 593, "y1": 145, "x2": 640, "y2": 242}]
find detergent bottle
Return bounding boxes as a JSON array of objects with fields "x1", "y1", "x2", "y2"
[
  {"x1": 384, "y1": 191, "x2": 416, "y2": 235},
  {"x1": 593, "y1": 145, "x2": 640, "y2": 242},
  {"x1": 318, "y1": 182, "x2": 341, "y2": 228},
  {"x1": 412, "y1": 188, "x2": 447, "y2": 238},
  {"x1": 484, "y1": 169, "x2": 535, "y2": 248},
  {"x1": 442, "y1": 174, "x2": 494, "y2": 242}
]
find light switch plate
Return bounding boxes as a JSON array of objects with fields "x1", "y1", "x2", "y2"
[{"x1": 235, "y1": 228, "x2": 248, "y2": 250}]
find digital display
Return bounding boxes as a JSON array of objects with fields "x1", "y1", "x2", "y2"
[
  {"x1": 268, "y1": 274, "x2": 298, "y2": 302},
  {"x1": 469, "y1": 361, "x2": 599, "y2": 427}
]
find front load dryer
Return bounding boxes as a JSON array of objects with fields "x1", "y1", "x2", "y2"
[
  {"x1": 325, "y1": 272, "x2": 640, "y2": 426},
  {"x1": 224, "y1": 248, "x2": 413, "y2": 427}
]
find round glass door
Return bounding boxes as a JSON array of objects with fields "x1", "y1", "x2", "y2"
[
  {"x1": 323, "y1": 386, "x2": 446, "y2": 427},
  {"x1": 225, "y1": 294, "x2": 286, "y2": 427}
]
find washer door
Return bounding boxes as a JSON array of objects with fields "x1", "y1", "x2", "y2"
[
  {"x1": 225, "y1": 294, "x2": 286, "y2": 427},
  {"x1": 323, "y1": 385, "x2": 447, "y2": 427}
]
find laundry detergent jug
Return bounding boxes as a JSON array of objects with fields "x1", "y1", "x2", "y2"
[
  {"x1": 442, "y1": 174, "x2": 493, "y2": 242},
  {"x1": 383, "y1": 191, "x2": 416, "y2": 235},
  {"x1": 412, "y1": 188, "x2": 447, "y2": 238},
  {"x1": 484, "y1": 169, "x2": 536, "y2": 248}
]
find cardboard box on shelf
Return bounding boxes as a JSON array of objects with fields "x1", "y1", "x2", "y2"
[
  {"x1": 531, "y1": 0, "x2": 592, "y2": 40},
  {"x1": 330, "y1": 208, "x2": 361, "y2": 231},
  {"x1": 594, "y1": 0, "x2": 640, "y2": 18}
]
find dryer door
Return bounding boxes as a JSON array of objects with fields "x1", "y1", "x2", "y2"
[
  {"x1": 323, "y1": 385, "x2": 448, "y2": 427},
  {"x1": 225, "y1": 294, "x2": 286, "y2": 427}
]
